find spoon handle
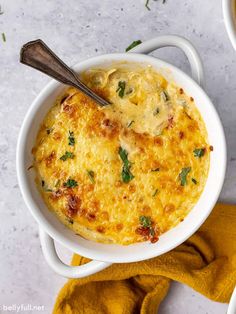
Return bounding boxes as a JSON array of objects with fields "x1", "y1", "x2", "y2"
[{"x1": 20, "y1": 39, "x2": 109, "y2": 107}]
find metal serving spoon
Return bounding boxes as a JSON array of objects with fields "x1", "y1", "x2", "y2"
[{"x1": 20, "y1": 39, "x2": 110, "y2": 107}]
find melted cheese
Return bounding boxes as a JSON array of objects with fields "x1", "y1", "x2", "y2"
[
  {"x1": 84, "y1": 66, "x2": 172, "y2": 136},
  {"x1": 33, "y1": 64, "x2": 210, "y2": 245}
]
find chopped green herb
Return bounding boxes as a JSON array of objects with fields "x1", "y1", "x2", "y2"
[
  {"x1": 153, "y1": 107, "x2": 160, "y2": 115},
  {"x1": 118, "y1": 147, "x2": 134, "y2": 183},
  {"x1": 145, "y1": 0, "x2": 166, "y2": 10},
  {"x1": 116, "y1": 81, "x2": 126, "y2": 98},
  {"x1": 127, "y1": 120, "x2": 134, "y2": 128},
  {"x1": 60, "y1": 151, "x2": 74, "y2": 161},
  {"x1": 193, "y1": 148, "x2": 205, "y2": 158},
  {"x1": 192, "y1": 178, "x2": 197, "y2": 184},
  {"x1": 125, "y1": 40, "x2": 142, "y2": 52},
  {"x1": 152, "y1": 189, "x2": 159, "y2": 197},
  {"x1": 161, "y1": 90, "x2": 169, "y2": 101},
  {"x1": 145, "y1": 0, "x2": 151, "y2": 10},
  {"x1": 87, "y1": 170, "x2": 95, "y2": 183},
  {"x1": 119, "y1": 147, "x2": 129, "y2": 164},
  {"x1": 139, "y1": 215, "x2": 152, "y2": 228},
  {"x1": 41, "y1": 180, "x2": 45, "y2": 187},
  {"x1": 63, "y1": 178, "x2": 78, "y2": 188},
  {"x1": 179, "y1": 167, "x2": 191, "y2": 186},
  {"x1": 151, "y1": 168, "x2": 160, "y2": 172},
  {"x1": 68, "y1": 131, "x2": 75, "y2": 146},
  {"x1": 120, "y1": 163, "x2": 134, "y2": 183},
  {"x1": 46, "y1": 188, "x2": 53, "y2": 192},
  {"x1": 2, "y1": 32, "x2": 6, "y2": 42},
  {"x1": 139, "y1": 216, "x2": 158, "y2": 241}
]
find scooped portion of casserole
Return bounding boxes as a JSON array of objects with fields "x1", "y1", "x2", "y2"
[{"x1": 32, "y1": 65, "x2": 210, "y2": 245}]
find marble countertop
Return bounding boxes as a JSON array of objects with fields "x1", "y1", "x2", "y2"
[{"x1": 0, "y1": 0, "x2": 235, "y2": 313}]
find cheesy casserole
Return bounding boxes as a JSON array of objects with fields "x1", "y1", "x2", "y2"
[{"x1": 32, "y1": 64, "x2": 210, "y2": 245}]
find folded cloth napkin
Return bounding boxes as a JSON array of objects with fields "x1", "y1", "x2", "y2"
[{"x1": 53, "y1": 203, "x2": 236, "y2": 314}]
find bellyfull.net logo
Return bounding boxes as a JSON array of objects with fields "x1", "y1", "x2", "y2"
[{"x1": 0, "y1": 304, "x2": 45, "y2": 312}]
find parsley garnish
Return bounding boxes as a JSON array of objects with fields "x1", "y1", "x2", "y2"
[
  {"x1": 125, "y1": 40, "x2": 142, "y2": 52},
  {"x1": 118, "y1": 147, "x2": 134, "y2": 183},
  {"x1": 152, "y1": 189, "x2": 159, "y2": 197},
  {"x1": 139, "y1": 216, "x2": 152, "y2": 228},
  {"x1": 193, "y1": 148, "x2": 205, "y2": 158},
  {"x1": 87, "y1": 170, "x2": 95, "y2": 183},
  {"x1": 145, "y1": 0, "x2": 151, "y2": 10},
  {"x1": 68, "y1": 131, "x2": 75, "y2": 146},
  {"x1": 63, "y1": 179, "x2": 78, "y2": 188},
  {"x1": 153, "y1": 107, "x2": 160, "y2": 115},
  {"x1": 127, "y1": 120, "x2": 134, "y2": 128},
  {"x1": 139, "y1": 215, "x2": 156, "y2": 240},
  {"x1": 179, "y1": 167, "x2": 191, "y2": 186},
  {"x1": 2, "y1": 32, "x2": 6, "y2": 42},
  {"x1": 145, "y1": 0, "x2": 166, "y2": 10},
  {"x1": 60, "y1": 151, "x2": 74, "y2": 161},
  {"x1": 161, "y1": 90, "x2": 169, "y2": 101},
  {"x1": 116, "y1": 81, "x2": 126, "y2": 98},
  {"x1": 192, "y1": 178, "x2": 197, "y2": 184}
]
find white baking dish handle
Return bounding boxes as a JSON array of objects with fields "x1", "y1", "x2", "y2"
[
  {"x1": 39, "y1": 228, "x2": 111, "y2": 278},
  {"x1": 128, "y1": 35, "x2": 204, "y2": 88}
]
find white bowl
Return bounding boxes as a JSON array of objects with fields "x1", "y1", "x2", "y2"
[
  {"x1": 223, "y1": 0, "x2": 236, "y2": 50},
  {"x1": 228, "y1": 286, "x2": 236, "y2": 314},
  {"x1": 16, "y1": 36, "x2": 226, "y2": 278}
]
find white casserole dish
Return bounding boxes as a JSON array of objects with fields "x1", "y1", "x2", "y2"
[
  {"x1": 16, "y1": 35, "x2": 226, "y2": 278},
  {"x1": 228, "y1": 286, "x2": 236, "y2": 314},
  {"x1": 223, "y1": 0, "x2": 236, "y2": 50}
]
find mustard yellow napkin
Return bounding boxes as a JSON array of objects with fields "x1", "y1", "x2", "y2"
[{"x1": 53, "y1": 203, "x2": 236, "y2": 314}]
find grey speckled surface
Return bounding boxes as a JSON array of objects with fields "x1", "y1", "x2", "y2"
[{"x1": 0, "y1": 0, "x2": 235, "y2": 313}]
